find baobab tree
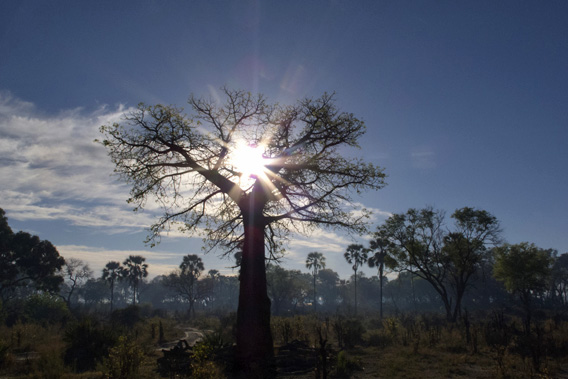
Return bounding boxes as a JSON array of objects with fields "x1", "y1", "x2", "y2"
[
  {"x1": 344, "y1": 244, "x2": 369, "y2": 315},
  {"x1": 99, "y1": 88, "x2": 386, "y2": 375},
  {"x1": 102, "y1": 261, "x2": 122, "y2": 312},
  {"x1": 121, "y1": 255, "x2": 148, "y2": 305},
  {"x1": 305, "y1": 252, "x2": 326, "y2": 312}
]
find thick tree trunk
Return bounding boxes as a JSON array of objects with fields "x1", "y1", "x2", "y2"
[{"x1": 236, "y1": 206, "x2": 274, "y2": 376}]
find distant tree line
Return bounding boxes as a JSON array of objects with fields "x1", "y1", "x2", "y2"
[{"x1": 1, "y1": 206, "x2": 567, "y2": 331}]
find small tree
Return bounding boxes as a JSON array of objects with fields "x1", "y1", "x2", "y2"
[
  {"x1": 344, "y1": 244, "x2": 368, "y2": 315},
  {"x1": 163, "y1": 254, "x2": 205, "y2": 318},
  {"x1": 102, "y1": 261, "x2": 122, "y2": 312},
  {"x1": 378, "y1": 206, "x2": 500, "y2": 321},
  {"x1": 493, "y1": 242, "x2": 553, "y2": 332},
  {"x1": 318, "y1": 268, "x2": 340, "y2": 312},
  {"x1": 121, "y1": 255, "x2": 148, "y2": 305},
  {"x1": 60, "y1": 258, "x2": 93, "y2": 307},
  {"x1": 267, "y1": 265, "x2": 310, "y2": 315},
  {"x1": 550, "y1": 253, "x2": 568, "y2": 307},
  {"x1": 0, "y1": 209, "x2": 65, "y2": 303},
  {"x1": 99, "y1": 88, "x2": 386, "y2": 374},
  {"x1": 305, "y1": 252, "x2": 326, "y2": 312}
]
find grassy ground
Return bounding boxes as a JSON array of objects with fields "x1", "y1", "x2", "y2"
[
  {"x1": 2, "y1": 312, "x2": 568, "y2": 378},
  {"x1": 275, "y1": 314, "x2": 568, "y2": 378}
]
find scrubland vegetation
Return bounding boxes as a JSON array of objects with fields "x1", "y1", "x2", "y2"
[
  {"x1": 2, "y1": 304, "x2": 568, "y2": 378},
  {"x1": 3, "y1": 204, "x2": 568, "y2": 377}
]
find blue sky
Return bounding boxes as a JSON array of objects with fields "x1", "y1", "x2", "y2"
[{"x1": 1, "y1": 1, "x2": 567, "y2": 280}]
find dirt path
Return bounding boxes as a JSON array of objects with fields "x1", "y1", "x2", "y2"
[{"x1": 157, "y1": 326, "x2": 209, "y2": 350}]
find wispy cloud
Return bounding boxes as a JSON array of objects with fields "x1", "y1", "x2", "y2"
[
  {"x1": 0, "y1": 92, "x2": 392, "y2": 280},
  {"x1": 57, "y1": 245, "x2": 181, "y2": 279},
  {"x1": 0, "y1": 92, "x2": 151, "y2": 230},
  {"x1": 411, "y1": 150, "x2": 436, "y2": 170},
  {"x1": 57, "y1": 244, "x2": 237, "y2": 279}
]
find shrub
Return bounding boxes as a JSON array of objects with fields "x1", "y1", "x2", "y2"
[
  {"x1": 30, "y1": 350, "x2": 65, "y2": 379},
  {"x1": 332, "y1": 317, "x2": 365, "y2": 348},
  {"x1": 0, "y1": 340, "x2": 10, "y2": 368},
  {"x1": 366, "y1": 330, "x2": 393, "y2": 348},
  {"x1": 105, "y1": 336, "x2": 144, "y2": 379},
  {"x1": 382, "y1": 317, "x2": 400, "y2": 339},
  {"x1": 23, "y1": 294, "x2": 72, "y2": 325},
  {"x1": 191, "y1": 337, "x2": 226, "y2": 379},
  {"x1": 344, "y1": 319, "x2": 365, "y2": 348},
  {"x1": 111, "y1": 305, "x2": 142, "y2": 328},
  {"x1": 64, "y1": 319, "x2": 117, "y2": 372},
  {"x1": 273, "y1": 317, "x2": 293, "y2": 345},
  {"x1": 335, "y1": 350, "x2": 362, "y2": 378}
]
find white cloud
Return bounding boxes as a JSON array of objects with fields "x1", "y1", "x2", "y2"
[
  {"x1": 0, "y1": 92, "x2": 152, "y2": 231},
  {"x1": 57, "y1": 245, "x2": 181, "y2": 279},
  {"x1": 0, "y1": 92, "x2": 393, "y2": 281},
  {"x1": 57, "y1": 244, "x2": 238, "y2": 279}
]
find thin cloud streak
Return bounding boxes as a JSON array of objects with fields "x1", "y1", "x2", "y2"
[
  {"x1": 0, "y1": 92, "x2": 148, "y2": 231},
  {"x1": 1, "y1": 92, "x2": 394, "y2": 280},
  {"x1": 58, "y1": 245, "x2": 182, "y2": 279},
  {"x1": 57, "y1": 245, "x2": 236, "y2": 279}
]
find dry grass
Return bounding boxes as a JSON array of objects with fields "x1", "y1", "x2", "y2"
[{"x1": 2, "y1": 313, "x2": 568, "y2": 378}]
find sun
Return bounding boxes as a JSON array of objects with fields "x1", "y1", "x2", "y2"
[
  {"x1": 230, "y1": 142, "x2": 268, "y2": 182},
  {"x1": 228, "y1": 140, "x2": 284, "y2": 199}
]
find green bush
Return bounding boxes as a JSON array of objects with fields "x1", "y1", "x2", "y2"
[
  {"x1": 190, "y1": 337, "x2": 227, "y2": 379},
  {"x1": 105, "y1": 336, "x2": 143, "y2": 379},
  {"x1": 335, "y1": 350, "x2": 362, "y2": 378},
  {"x1": 24, "y1": 294, "x2": 72, "y2": 325}
]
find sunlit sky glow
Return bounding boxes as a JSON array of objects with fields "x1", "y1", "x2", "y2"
[
  {"x1": 1, "y1": 1, "x2": 567, "y2": 280},
  {"x1": 230, "y1": 142, "x2": 269, "y2": 189}
]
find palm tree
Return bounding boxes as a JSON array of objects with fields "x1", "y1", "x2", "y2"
[
  {"x1": 180, "y1": 254, "x2": 205, "y2": 278},
  {"x1": 164, "y1": 254, "x2": 205, "y2": 317},
  {"x1": 102, "y1": 261, "x2": 122, "y2": 312},
  {"x1": 344, "y1": 244, "x2": 368, "y2": 315},
  {"x1": 305, "y1": 252, "x2": 326, "y2": 312},
  {"x1": 121, "y1": 255, "x2": 148, "y2": 304},
  {"x1": 368, "y1": 237, "x2": 396, "y2": 319}
]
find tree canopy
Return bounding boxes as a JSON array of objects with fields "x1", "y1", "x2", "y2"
[
  {"x1": 99, "y1": 88, "x2": 386, "y2": 257},
  {"x1": 120, "y1": 255, "x2": 148, "y2": 305},
  {"x1": 493, "y1": 242, "x2": 553, "y2": 305},
  {"x1": 163, "y1": 254, "x2": 205, "y2": 317},
  {"x1": 0, "y1": 208, "x2": 65, "y2": 303},
  {"x1": 377, "y1": 206, "x2": 501, "y2": 321}
]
